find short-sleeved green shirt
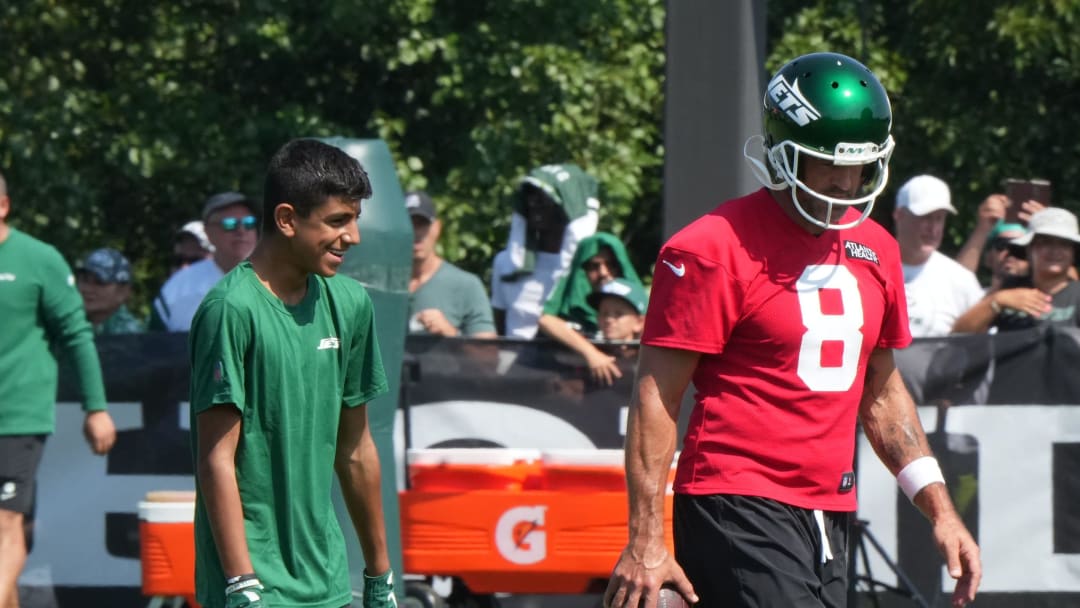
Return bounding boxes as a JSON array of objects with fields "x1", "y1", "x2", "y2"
[
  {"x1": 409, "y1": 261, "x2": 495, "y2": 336},
  {"x1": 189, "y1": 262, "x2": 388, "y2": 608}
]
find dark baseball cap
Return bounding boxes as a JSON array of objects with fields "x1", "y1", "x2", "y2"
[
  {"x1": 405, "y1": 191, "x2": 437, "y2": 222},
  {"x1": 202, "y1": 191, "x2": 258, "y2": 221},
  {"x1": 75, "y1": 248, "x2": 132, "y2": 284}
]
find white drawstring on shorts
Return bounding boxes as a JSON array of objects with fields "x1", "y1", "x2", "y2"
[{"x1": 813, "y1": 509, "x2": 834, "y2": 565}]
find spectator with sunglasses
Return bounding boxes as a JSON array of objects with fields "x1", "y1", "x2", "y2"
[
  {"x1": 955, "y1": 191, "x2": 1046, "y2": 286},
  {"x1": 978, "y1": 221, "x2": 1030, "y2": 292},
  {"x1": 150, "y1": 192, "x2": 259, "y2": 331}
]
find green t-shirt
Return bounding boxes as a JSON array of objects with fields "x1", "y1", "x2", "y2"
[
  {"x1": 409, "y1": 261, "x2": 495, "y2": 336},
  {"x1": 0, "y1": 228, "x2": 107, "y2": 435},
  {"x1": 189, "y1": 262, "x2": 389, "y2": 608}
]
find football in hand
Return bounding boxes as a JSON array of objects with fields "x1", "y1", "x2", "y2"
[{"x1": 655, "y1": 586, "x2": 690, "y2": 608}]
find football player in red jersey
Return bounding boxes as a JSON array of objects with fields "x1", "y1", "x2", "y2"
[{"x1": 604, "y1": 52, "x2": 981, "y2": 608}]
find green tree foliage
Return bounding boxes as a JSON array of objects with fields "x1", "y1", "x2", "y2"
[
  {"x1": 0, "y1": 0, "x2": 666, "y2": 313},
  {"x1": 767, "y1": 0, "x2": 1080, "y2": 250}
]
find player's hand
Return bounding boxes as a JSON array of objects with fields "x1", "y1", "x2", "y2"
[
  {"x1": 83, "y1": 411, "x2": 116, "y2": 455},
  {"x1": 585, "y1": 348, "x2": 622, "y2": 386},
  {"x1": 932, "y1": 513, "x2": 981, "y2": 607},
  {"x1": 362, "y1": 568, "x2": 398, "y2": 608},
  {"x1": 603, "y1": 543, "x2": 697, "y2": 608},
  {"x1": 225, "y1": 576, "x2": 266, "y2": 608}
]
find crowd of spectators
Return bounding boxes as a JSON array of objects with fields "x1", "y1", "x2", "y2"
[
  {"x1": 18, "y1": 161, "x2": 1080, "y2": 355},
  {"x1": 11, "y1": 158, "x2": 1080, "y2": 356}
]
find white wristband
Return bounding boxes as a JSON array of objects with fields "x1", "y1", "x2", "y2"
[{"x1": 896, "y1": 456, "x2": 945, "y2": 502}]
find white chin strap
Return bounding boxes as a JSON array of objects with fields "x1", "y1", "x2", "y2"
[
  {"x1": 744, "y1": 135, "x2": 787, "y2": 192},
  {"x1": 742, "y1": 135, "x2": 889, "y2": 231}
]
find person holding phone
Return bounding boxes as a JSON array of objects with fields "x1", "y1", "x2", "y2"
[
  {"x1": 953, "y1": 207, "x2": 1079, "y2": 333},
  {"x1": 955, "y1": 180, "x2": 1049, "y2": 281}
]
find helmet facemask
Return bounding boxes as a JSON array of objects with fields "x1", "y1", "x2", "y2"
[{"x1": 770, "y1": 136, "x2": 894, "y2": 230}]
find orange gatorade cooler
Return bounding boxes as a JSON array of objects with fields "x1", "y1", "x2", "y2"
[
  {"x1": 407, "y1": 448, "x2": 542, "y2": 491},
  {"x1": 400, "y1": 489, "x2": 677, "y2": 594},
  {"x1": 400, "y1": 449, "x2": 680, "y2": 594},
  {"x1": 138, "y1": 490, "x2": 199, "y2": 608}
]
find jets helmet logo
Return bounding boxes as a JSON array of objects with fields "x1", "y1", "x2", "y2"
[{"x1": 767, "y1": 75, "x2": 821, "y2": 126}]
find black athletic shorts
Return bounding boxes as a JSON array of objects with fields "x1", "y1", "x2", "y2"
[
  {"x1": 0, "y1": 435, "x2": 47, "y2": 515},
  {"x1": 674, "y1": 493, "x2": 851, "y2": 608}
]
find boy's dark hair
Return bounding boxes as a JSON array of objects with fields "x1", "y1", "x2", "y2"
[{"x1": 262, "y1": 139, "x2": 373, "y2": 233}]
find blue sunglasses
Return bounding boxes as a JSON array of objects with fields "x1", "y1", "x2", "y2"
[{"x1": 219, "y1": 215, "x2": 258, "y2": 232}]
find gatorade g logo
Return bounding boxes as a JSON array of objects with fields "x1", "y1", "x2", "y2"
[
  {"x1": 767, "y1": 75, "x2": 821, "y2": 126},
  {"x1": 494, "y1": 505, "x2": 547, "y2": 565}
]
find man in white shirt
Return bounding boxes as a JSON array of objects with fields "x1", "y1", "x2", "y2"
[
  {"x1": 150, "y1": 192, "x2": 258, "y2": 331},
  {"x1": 893, "y1": 175, "x2": 984, "y2": 337}
]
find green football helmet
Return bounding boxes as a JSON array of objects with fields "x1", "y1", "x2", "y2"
[{"x1": 744, "y1": 52, "x2": 895, "y2": 230}]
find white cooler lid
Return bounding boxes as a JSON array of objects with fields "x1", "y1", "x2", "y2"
[
  {"x1": 407, "y1": 447, "x2": 542, "y2": 465},
  {"x1": 540, "y1": 449, "x2": 681, "y2": 467},
  {"x1": 138, "y1": 500, "x2": 196, "y2": 523},
  {"x1": 541, "y1": 448, "x2": 625, "y2": 466}
]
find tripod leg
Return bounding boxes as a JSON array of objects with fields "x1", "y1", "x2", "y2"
[
  {"x1": 859, "y1": 524, "x2": 931, "y2": 608},
  {"x1": 846, "y1": 522, "x2": 858, "y2": 607},
  {"x1": 860, "y1": 531, "x2": 882, "y2": 608},
  {"x1": 846, "y1": 520, "x2": 883, "y2": 608}
]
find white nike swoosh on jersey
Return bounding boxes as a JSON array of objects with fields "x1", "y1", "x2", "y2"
[{"x1": 661, "y1": 259, "x2": 686, "y2": 277}]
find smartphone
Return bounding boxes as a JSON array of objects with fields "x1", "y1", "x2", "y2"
[{"x1": 1003, "y1": 178, "x2": 1052, "y2": 224}]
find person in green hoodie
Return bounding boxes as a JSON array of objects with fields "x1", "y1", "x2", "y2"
[
  {"x1": 537, "y1": 232, "x2": 644, "y2": 385},
  {"x1": 0, "y1": 170, "x2": 116, "y2": 608}
]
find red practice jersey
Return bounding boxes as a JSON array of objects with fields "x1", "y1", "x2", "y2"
[{"x1": 644, "y1": 189, "x2": 911, "y2": 511}]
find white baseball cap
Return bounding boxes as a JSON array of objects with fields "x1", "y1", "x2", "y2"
[
  {"x1": 177, "y1": 220, "x2": 214, "y2": 252},
  {"x1": 896, "y1": 175, "x2": 957, "y2": 216},
  {"x1": 1010, "y1": 207, "x2": 1080, "y2": 246}
]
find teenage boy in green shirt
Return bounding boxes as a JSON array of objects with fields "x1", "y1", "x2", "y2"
[
  {"x1": 189, "y1": 140, "x2": 396, "y2": 608},
  {"x1": 0, "y1": 170, "x2": 117, "y2": 608}
]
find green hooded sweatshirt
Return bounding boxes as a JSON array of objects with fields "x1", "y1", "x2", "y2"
[{"x1": 542, "y1": 232, "x2": 642, "y2": 335}]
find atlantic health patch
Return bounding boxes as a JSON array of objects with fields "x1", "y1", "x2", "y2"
[{"x1": 843, "y1": 240, "x2": 879, "y2": 265}]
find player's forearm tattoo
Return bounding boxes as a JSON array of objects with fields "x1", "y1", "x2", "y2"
[{"x1": 863, "y1": 354, "x2": 929, "y2": 472}]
